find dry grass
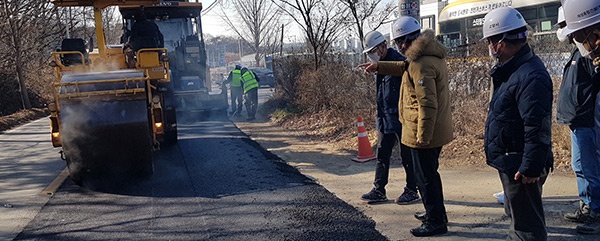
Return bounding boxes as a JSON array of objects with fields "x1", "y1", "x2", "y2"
[
  {"x1": 267, "y1": 53, "x2": 574, "y2": 174},
  {"x1": 0, "y1": 108, "x2": 49, "y2": 133}
]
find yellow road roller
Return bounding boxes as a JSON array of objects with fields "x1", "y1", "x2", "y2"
[{"x1": 48, "y1": 0, "x2": 177, "y2": 191}]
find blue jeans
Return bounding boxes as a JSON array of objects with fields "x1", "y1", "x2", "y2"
[
  {"x1": 574, "y1": 127, "x2": 600, "y2": 212},
  {"x1": 571, "y1": 128, "x2": 595, "y2": 207}
]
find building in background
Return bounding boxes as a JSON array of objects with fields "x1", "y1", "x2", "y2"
[
  {"x1": 437, "y1": 0, "x2": 560, "y2": 47},
  {"x1": 364, "y1": 0, "x2": 561, "y2": 50}
]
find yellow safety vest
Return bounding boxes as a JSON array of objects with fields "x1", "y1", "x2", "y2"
[
  {"x1": 231, "y1": 69, "x2": 242, "y2": 87},
  {"x1": 241, "y1": 71, "x2": 259, "y2": 93}
]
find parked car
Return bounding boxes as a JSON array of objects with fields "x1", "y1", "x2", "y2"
[{"x1": 249, "y1": 67, "x2": 275, "y2": 88}]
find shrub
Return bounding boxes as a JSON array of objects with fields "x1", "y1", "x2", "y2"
[{"x1": 268, "y1": 36, "x2": 574, "y2": 170}]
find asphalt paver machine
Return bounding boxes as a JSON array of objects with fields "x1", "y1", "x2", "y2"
[{"x1": 120, "y1": 1, "x2": 228, "y2": 121}]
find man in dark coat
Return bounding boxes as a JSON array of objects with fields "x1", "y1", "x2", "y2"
[
  {"x1": 482, "y1": 7, "x2": 553, "y2": 240},
  {"x1": 129, "y1": 13, "x2": 164, "y2": 51}
]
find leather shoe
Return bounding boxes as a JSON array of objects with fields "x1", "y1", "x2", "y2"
[
  {"x1": 410, "y1": 222, "x2": 447, "y2": 237},
  {"x1": 414, "y1": 212, "x2": 448, "y2": 224}
]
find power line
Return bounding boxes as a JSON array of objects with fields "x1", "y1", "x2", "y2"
[{"x1": 202, "y1": 0, "x2": 221, "y2": 16}]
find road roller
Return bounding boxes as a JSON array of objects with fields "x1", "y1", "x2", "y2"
[{"x1": 48, "y1": 0, "x2": 177, "y2": 191}]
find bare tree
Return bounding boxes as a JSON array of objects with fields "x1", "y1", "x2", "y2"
[
  {"x1": 339, "y1": 0, "x2": 395, "y2": 52},
  {"x1": 274, "y1": 0, "x2": 347, "y2": 69},
  {"x1": 219, "y1": 0, "x2": 284, "y2": 67},
  {"x1": 103, "y1": 7, "x2": 123, "y2": 45},
  {"x1": 0, "y1": 0, "x2": 62, "y2": 109}
]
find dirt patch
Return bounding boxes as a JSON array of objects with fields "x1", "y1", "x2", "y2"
[{"x1": 0, "y1": 108, "x2": 49, "y2": 133}]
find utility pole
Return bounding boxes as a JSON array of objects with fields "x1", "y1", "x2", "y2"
[
  {"x1": 238, "y1": 38, "x2": 242, "y2": 64},
  {"x1": 280, "y1": 24, "x2": 284, "y2": 56},
  {"x1": 398, "y1": 0, "x2": 420, "y2": 19}
]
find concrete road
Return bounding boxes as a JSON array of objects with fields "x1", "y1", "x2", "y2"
[
  {"x1": 0, "y1": 121, "x2": 65, "y2": 241},
  {"x1": 4, "y1": 113, "x2": 385, "y2": 240}
]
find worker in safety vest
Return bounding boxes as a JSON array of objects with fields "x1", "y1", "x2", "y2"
[
  {"x1": 240, "y1": 67, "x2": 260, "y2": 121},
  {"x1": 225, "y1": 64, "x2": 244, "y2": 116}
]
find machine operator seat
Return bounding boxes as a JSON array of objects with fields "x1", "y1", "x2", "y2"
[{"x1": 60, "y1": 38, "x2": 89, "y2": 66}]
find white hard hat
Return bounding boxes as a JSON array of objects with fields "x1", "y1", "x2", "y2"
[
  {"x1": 390, "y1": 16, "x2": 421, "y2": 40},
  {"x1": 482, "y1": 7, "x2": 527, "y2": 40},
  {"x1": 362, "y1": 31, "x2": 385, "y2": 53},
  {"x1": 556, "y1": 6, "x2": 568, "y2": 42},
  {"x1": 561, "y1": 0, "x2": 600, "y2": 36},
  {"x1": 557, "y1": 6, "x2": 565, "y2": 25}
]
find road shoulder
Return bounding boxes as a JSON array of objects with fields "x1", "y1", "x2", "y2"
[{"x1": 232, "y1": 113, "x2": 596, "y2": 241}]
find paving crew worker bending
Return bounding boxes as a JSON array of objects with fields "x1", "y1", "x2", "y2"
[
  {"x1": 482, "y1": 7, "x2": 554, "y2": 240},
  {"x1": 225, "y1": 64, "x2": 244, "y2": 116},
  {"x1": 240, "y1": 67, "x2": 259, "y2": 121},
  {"x1": 359, "y1": 30, "x2": 420, "y2": 206},
  {"x1": 359, "y1": 16, "x2": 453, "y2": 237}
]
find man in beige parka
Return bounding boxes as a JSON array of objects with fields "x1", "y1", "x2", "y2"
[{"x1": 359, "y1": 16, "x2": 453, "y2": 237}]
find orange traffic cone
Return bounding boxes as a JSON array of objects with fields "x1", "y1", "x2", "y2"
[{"x1": 351, "y1": 116, "x2": 376, "y2": 163}]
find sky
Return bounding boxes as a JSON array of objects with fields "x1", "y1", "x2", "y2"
[
  {"x1": 200, "y1": 0, "x2": 306, "y2": 42},
  {"x1": 200, "y1": 0, "x2": 232, "y2": 37}
]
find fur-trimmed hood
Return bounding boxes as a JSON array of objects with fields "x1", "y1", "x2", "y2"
[{"x1": 404, "y1": 29, "x2": 446, "y2": 62}]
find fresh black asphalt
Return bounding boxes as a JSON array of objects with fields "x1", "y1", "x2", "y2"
[{"x1": 15, "y1": 115, "x2": 388, "y2": 241}]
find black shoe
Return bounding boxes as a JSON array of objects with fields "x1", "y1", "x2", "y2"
[
  {"x1": 565, "y1": 202, "x2": 592, "y2": 223},
  {"x1": 395, "y1": 187, "x2": 420, "y2": 205},
  {"x1": 410, "y1": 222, "x2": 448, "y2": 237},
  {"x1": 361, "y1": 188, "x2": 387, "y2": 203},
  {"x1": 414, "y1": 212, "x2": 448, "y2": 224}
]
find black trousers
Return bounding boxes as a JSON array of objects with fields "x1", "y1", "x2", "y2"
[
  {"x1": 230, "y1": 86, "x2": 243, "y2": 113},
  {"x1": 374, "y1": 132, "x2": 416, "y2": 194},
  {"x1": 244, "y1": 88, "x2": 258, "y2": 118},
  {"x1": 499, "y1": 169, "x2": 548, "y2": 241},
  {"x1": 411, "y1": 146, "x2": 447, "y2": 224}
]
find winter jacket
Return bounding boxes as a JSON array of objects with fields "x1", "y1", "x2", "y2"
[
  {"x1": 484, "y1": 44, "x2": 554, "y2": 178},
  {"x1": 227, "y1": 69, "x2": 243, "y2": 88},
  {"x1": 376, "y1": 30, "x2": 453, "y2": 148},
  {"x1": 241, "y1": 70, "x2": 259, "y2": 94},
  {"x1": 375, "y1": 48, "x2": 405, "y2": 134},
  {"x1": 130, "y1": 19, "x2": 164, "y2": 51},
  {"x1": 557, "y1": 48, "x2": 597, "y2": 128},
  {"x1": 593, "y1": 71, "x2": 600, "y2": 164}
]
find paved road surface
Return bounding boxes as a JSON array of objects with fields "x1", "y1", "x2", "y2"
[{"x1": 4, "y1": 108, "x2": 386, "y2": 240}]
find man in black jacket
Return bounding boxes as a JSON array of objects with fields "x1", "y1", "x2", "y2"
[
  {"x1": 129, "y1": 13, "x2": 164, "y2": 51},
  {"x1": 561, "y1": 0, "x2": 600, "y2": 234},
  {"x1": 482, "y1": 7, "x2": 553, "y2": 241},
  {"x1": 555, "y1": 6, "x2": 597, "y2": 224},
  {"x1": 359, "y1": 30, "x2": 419, "y2": 206}
]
